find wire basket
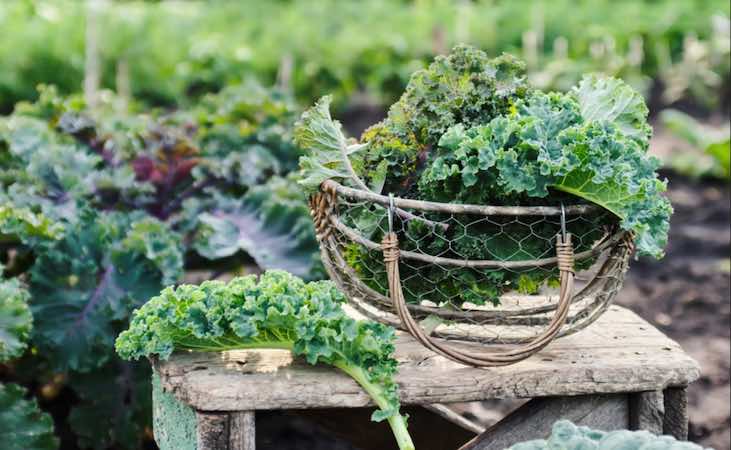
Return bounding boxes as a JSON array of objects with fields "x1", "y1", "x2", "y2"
[{"x1": 310, "y1": 179, "x2": 635, "y2": 367}]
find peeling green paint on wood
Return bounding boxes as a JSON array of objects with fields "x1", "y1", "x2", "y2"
[{"x1": 152, "y1": 370, "x2": 197, "y2": 450}]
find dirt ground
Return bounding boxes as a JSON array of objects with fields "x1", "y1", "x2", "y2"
[{"x1": 618, "y1": 173, "x2": 730, "y2": 450}]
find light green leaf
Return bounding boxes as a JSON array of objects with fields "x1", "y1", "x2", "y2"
[
  {"x1": 0, "y1": 204, "x2": 63, "y2": 245},
  {"x1": 0, "y1": 277, "x2": 33, "y2": 362},
  {"x1": 574, "y1": 74, "x2": 651, "y2": 144},
  {"x1": 294, "y1": 96, "x2": 366, "y2": 193}
]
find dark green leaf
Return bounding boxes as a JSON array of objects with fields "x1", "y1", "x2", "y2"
[{"x1": 0, "y1": 383, "x2": 58, "y2": 450}]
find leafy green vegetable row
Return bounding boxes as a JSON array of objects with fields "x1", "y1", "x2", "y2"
[
  {"x1": 0, "y1": 0, "x2": 727, "y2": 113},
  {"x1": 0, "y1": 83, "x2": 321, "y2": 449}
]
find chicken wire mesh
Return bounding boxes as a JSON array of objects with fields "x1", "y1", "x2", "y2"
[{"x1": 312, "y1": 180, "x2": 634, "y2": 348}]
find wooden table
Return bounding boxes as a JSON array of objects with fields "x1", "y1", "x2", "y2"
[{"x1": 151, "y1": 305, "x2": 700, "y2": 450}]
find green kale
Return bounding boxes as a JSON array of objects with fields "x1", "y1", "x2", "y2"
[
  {"x1": 0, "y1": 273, "x2": 33, "y2": 362},
  {"x1": 419, "y1": 77, "x2": 671, "y2": 258},
  {"x1": 360, "y1": 44, "x2": 530, "y2": 193},
  {"x1": 116, "y1": 270, "x2": 414, "y2": 450}
]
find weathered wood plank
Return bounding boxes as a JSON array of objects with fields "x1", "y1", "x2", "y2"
[
  {"x1": 196, "y1": 412, "x2": 229, "y2": 450},
  {"x1": 459, "y1": 394, "x2": 629, "y2": 450},
  {"x1": 155, "y1": 307, "x2": 699, "y2": 411},
  {"x1": 629, "y1": 390, "x2": 664, "y2": 434},
  {"x1": 229, "y1": 411, "x2": 255, "y2": 450},
  {"x1": 663, "y1": 387, "x2": 689, "y2": 440}
]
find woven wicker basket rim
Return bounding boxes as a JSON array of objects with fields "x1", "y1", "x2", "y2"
[{"x1": 322, "y1": 179, "x2": 603, "y2": 216}]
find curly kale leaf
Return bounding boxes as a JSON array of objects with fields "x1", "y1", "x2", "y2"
[
  {"x1": 192, "y1": 175, "x2": 323, "y2": 280},
  {"x1": 0, "y1": 275, "x2": 33, "y2": 362},
  {"x1": 0, "y1": 383, "x2": 58, "y2": 450},
  {"x1": 355, "y1": 45, "x2": 530, "y2": 193},
  {"x1": 388, "y1": 45, "x2": 529, "y2": 146},
  {"x1": 116, "y1": 271, "x2": 414, "y2": 450},
  {"x1": 574, "y1": 74, "x2": 652, "y2": 144},
  {"x1": 419, "y1": 78, "x2": 671, "y2": 258},
  {"x1": 509, "y1": 420, "x2": 710, "y2": 450},
  {"x1": 294, "y1": 95, "x2": 369, "y2": 194},
  {"x1": 29, "y1": 208, "x2": 183, "y2": 372},
  {"x1": 0, "y1": 204, "x2": 63, "y2": 245}
]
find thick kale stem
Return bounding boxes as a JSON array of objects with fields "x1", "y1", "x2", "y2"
[
  {"x1": 183, "y1": 340, "x2": 414, "y2": 450},
  {"x1": 333, "y1": 362, "x2": 415, "y2": 450}
]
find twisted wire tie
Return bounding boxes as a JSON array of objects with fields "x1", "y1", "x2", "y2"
[
  {"x1": 310, "y1": 188, "x2": 337, "y2": 241},
  {"x1": 381, "y1": 234, "x2": 400, "y2": 263},
  {"x1": 556, "y1": 236, "x2": 575, "y2": 274}
]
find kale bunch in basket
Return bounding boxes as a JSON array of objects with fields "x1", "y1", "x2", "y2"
[{"x1": 295, "y1": 45, "x2": 672, "y2": 306}]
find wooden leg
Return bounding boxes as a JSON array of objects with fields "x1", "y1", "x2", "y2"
[
  {"x1": 230, "y1": 411, "x2": 256, "y2": 450},
  {"x1": 663, "y1": 387, "x2": 689, "y2": 440},
  {"x1": 629, "y1": 391, "x2": 664, "y2": 434},
  {"x1": 459, "y1": 394, "x2": 629, "y2": 450},
  {"x1": 196, "y1": 411, "x2": 256, "y2": 450},
  {"x1": 196, "y1": 412, "x2": 229, "y2": 450}
]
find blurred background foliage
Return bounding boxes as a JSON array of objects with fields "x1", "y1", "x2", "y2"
[
  {"x1": 0, "y1": 0, "x2": 728, "y2": 114},
  {"x1": 0, "y1": 1, "x2": 728, "y2": 450}
]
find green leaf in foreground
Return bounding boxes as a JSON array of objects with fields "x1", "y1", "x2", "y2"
[
  {"x1": 509, "y1": 419, "x2": 709, "y2": 450},
  {"x1": 116, "y1": 270, "x2": 414, "y2": 450},
  {"x1": 0, "y1": 383, "x2": 58, "y2": 450},
  {"x1": 0, "y1": 276, "x2": 33, "y2": 362}
]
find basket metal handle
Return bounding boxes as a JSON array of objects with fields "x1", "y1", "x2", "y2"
[{"x1": 380, "y1": 231, "x2": 576, "y2": 367}]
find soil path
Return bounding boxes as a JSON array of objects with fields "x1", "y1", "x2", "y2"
[{"x1": 617, "y1": 173, "x2": 730, "y2": 450}]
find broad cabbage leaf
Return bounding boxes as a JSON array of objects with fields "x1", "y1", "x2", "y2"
[{"x1": 0, "y1": 383, "x2": 58, "y2": 450}]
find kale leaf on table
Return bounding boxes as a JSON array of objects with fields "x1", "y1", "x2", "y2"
[{"x1": 116, "y1": 270, "x2": 414, "y2": 450}]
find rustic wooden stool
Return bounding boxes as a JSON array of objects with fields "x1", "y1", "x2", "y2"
[{"x1": 152, "y1": 305, "x2": 699, "y2": 450}]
